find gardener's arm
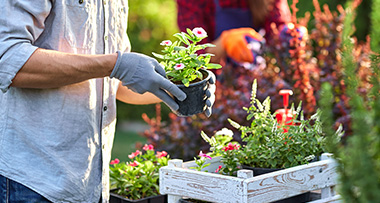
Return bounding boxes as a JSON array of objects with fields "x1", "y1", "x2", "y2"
[
  {"x1": 9, "y1": 49, "x2": 185, "y2": 110},
  {"x1": 12, "y1": 48, "x2": 116, "y2": 89},
  {"x1": 116, "y1": 83, "x2": 161, "y2": 105}
]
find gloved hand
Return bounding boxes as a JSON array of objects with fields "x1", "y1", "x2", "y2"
[
  {"x1": 204, "y1": 71, "x2": 216, "y2": 117},
  {"x1": 220, "y1": 28, "x2": 264, "y2": 63},
  {"x1": 111, "y1": 51, "x2": 186, "y2": 111}
]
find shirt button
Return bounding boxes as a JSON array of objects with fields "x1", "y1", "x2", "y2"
[
  {"x1": 103, "y1": 106, "x2": 108, "y2": 111},
  {"x1": 102, "y1": 144, "x2": 105, "y2": 149},
  {"x1": 104, "y1": 36, "x2": 108, "y2": 41},
  {"x1": 79, "y1": 0, "x2": 84, "y2": 4}
]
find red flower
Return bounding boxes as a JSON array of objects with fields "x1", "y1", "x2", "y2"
[
  {"x1": 143, "y1": 144, "x2": 154, "y2": 151},
  {"x1": 215, "y1": 165, "x2": 222, "y2": 173},
  {"x1": 110, "y1": 158, "x2": 120, "y2": 165},
  {"x1": 156, "y1": 151, "x2": 168, "y2": 158},
  {"x1": 222, "y1": 143, "x2": 240, "y2": 151}
]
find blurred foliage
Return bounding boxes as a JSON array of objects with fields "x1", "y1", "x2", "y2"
[
  {"x1": 117, "y1": 0, "x2": 178, "y2": 122},
  {"x1": 117, "y1": 0, "x2": 370, "y2": 122},
  {"x1": 320, "y1": 0, "x2": 380, "y2": 201},
  {"x1": 127, "y1": 0, "x2": 179, "y2": 55},
  {"x1": 141, "y1": 0, "x2": 373, "y2": 161},
  {"x1": 293, "y1": 0, "x2": 371, "y2": 42}
]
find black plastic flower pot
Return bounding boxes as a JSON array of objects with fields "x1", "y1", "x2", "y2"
[
  {"x1": 174, "y1": 69, "x2": 211, "y2": 117},
  {"x1": 109, "y1": 192, "x2": 167, "y2": 203}
]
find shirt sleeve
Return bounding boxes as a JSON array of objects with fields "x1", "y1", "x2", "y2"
[
  {"x1": 0, "y1": 0, "x2": 52, "y2": 92},
  {"x1": 264, "y1": 0, "x2": 291, "y2": 37},
  {"x1": 176, "y1": 0, "x2": 214, "y2": 43}
]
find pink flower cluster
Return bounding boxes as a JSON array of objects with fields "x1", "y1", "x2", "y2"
[
  {"x1": 199, "y1": 151, "x2": 212, "y2": 160},
  {"x1": 110, "y1": 158, "x2": 120, "y2": 165},
  {"x1": 156, "y1": 151, "x2": 168, "y2": 158},
  {"x1": 143, "y1": 144, "x2": 154, "y2": 151},
  {"x1": 128, "y1": 150, "x2": 142, "y2": 159},
  {"x1": 222, "y1": 143, "x2": 240, "y2": 151},
  {"x1": 129, "y1": 161, "x2": 139, "y2": 167}
]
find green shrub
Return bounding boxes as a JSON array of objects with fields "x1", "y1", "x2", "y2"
[{"x1": 320, "y1": 0, "x2": 380, "y2": 201}]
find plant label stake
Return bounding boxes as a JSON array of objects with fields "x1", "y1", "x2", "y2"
[{"x1": 275, "y1": 90, "x2": 296, "y2": 132}]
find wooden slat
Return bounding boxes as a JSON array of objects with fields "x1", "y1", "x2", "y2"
[
  {"x1": 160, "y1": 167, "x2": 244, "y2": 202},
  {"x1": 245, "y1": 159, "x2": 338, "y2": 202},
  {"x1": 160, "y1": 156, "x2": 338, "y2": 203}
]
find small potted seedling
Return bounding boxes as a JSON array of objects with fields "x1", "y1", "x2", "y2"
[{"x1": 153, "y1": 27, "x2": 222, "y2": 116}]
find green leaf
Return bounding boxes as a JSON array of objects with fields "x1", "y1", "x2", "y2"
[
  {"x1": 201, "y1": 43, "x2": 216, "y2": 48},
  {"x1": 182, "y1": 78, "x2": 190, "y2": 87},
  {"x1": 152, "y1": 52, "x2": 165, "y2": 59},
  {"x1": 187, "y1": 28, "x2": 195, "y2": 38},
  {"x1": 228, "y1": 119, "x2": 241, "y2": 129},
  {"x1": 206, "y1": 63, "x2": 222, "y2": 69},
  {"x1": 201, "y1": 131, "x2": 211, "y2": 143},
  {"x1": 174, "y1": 33, "x2": 190, "y2": 45},
  {"x1": 183, "y1": 32, "x2": 193, "y2": 41},
  {"x1": 173, "y1": 46, "x2": 187, "y2": 51}
]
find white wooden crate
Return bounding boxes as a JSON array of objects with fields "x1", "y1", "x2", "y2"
[{"x1": 159, "y1": 153, "x2": 340, "y2": 203}]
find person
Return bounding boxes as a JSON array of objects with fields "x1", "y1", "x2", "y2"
[
  {"x1": 176, "y1": 0, "x2": 292, "y2": 65},
  {"x1": 0, "y1": 0, "x2": 215, "y2": 202}
]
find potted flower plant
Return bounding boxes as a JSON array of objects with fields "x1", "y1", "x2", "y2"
[
  {"x1": 158, "y1": 80, "x2": 338, "y2": 202},
  {"x1": 109, "y1": 144, "x2": 169, "y2": 203},
  {"x1": 191, "y1": 79, "x2": 325, "y2": 202},
  {"x1": 153, "y1": 27, "x2": 222, "y2": 116}
]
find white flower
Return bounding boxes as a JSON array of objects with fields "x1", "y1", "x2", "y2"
[
  {"x1": 174, "y1": 63, "x2": 185, "y2": 70},
  {"x1": 214, "y1": 128, "x2": 233, "y2": 137},
  {"x1": 192, "y1": 27, "x2": 207, "y2": 38},
  {"x1": 160, "y1": 40, "x2": 172, "y2": 46}
]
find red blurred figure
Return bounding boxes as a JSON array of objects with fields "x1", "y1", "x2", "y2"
[{"x1": 176, "y1": 0, "x2": 292, "y2": 65}]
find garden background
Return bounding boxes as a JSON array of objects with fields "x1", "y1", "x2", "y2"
[{"x1": 111, "y1": 0, "x2": 372, "y2": 161}]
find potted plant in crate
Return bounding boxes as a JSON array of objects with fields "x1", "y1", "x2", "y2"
[
  {"x1": 189, "y1": 79, "x2": 326, "y2": 202},
  {"x1": 153, "y1": 27, "x2": 222, "y2": 116},
  {"x1": 109, "y1": 144, "x2": 169, "y2": 203}
]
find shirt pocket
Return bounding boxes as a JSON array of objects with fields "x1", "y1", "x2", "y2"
[{"x1": 64, "y1": 0, "x2": 95, "y2": 50}]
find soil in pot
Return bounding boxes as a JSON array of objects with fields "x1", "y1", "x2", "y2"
[{"x1": 174, "y1": 69, "x2": 211, "y2": 117}]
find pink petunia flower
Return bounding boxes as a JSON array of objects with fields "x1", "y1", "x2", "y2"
[
  {"x1": 192, "y1": 27, "x2": 207, "y2": 38},
  {"x1": 128, "y1": 161, "x2": 139, "y2": 167},
  {"x1": 160, "y1": 40, "x2": 172, "y2": 46},
  {"x1": 215, "y1": 165, "x2": 222, "y2": 173},
  {"x1": 110, "y1": 158, "x2": 120, "y2": 165},
  {"x1": 199, "y1": 151, "x2": 212, "y2": 160},
  {"x1": 174, "y1": 63, "x2": 185, "y2": 70},
  {"x1": 128, "y1": 150, "x2": 142, "y2": 159},
  {"x1": 143, "y1": 144, "x2": 154, "y2": 151},
  {"x1": 156, "y1": 151, "x2": 168, "y2": 158}
]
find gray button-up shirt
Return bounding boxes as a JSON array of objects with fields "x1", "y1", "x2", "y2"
[{"x1": 0, "y1": 0, "x2": 130, "y2": 202}]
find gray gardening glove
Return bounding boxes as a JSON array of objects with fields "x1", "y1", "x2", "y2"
[
  {"x1": 205, "y1": 72, "x2": 216, "y2": 117},
  {"x1": 111, "y1": 51, "x2": 186, "y2": 111}
]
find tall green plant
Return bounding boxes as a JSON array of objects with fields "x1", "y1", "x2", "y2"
[{"x1": 320, "y1": 0, "x2": 380, "y2": 201}]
